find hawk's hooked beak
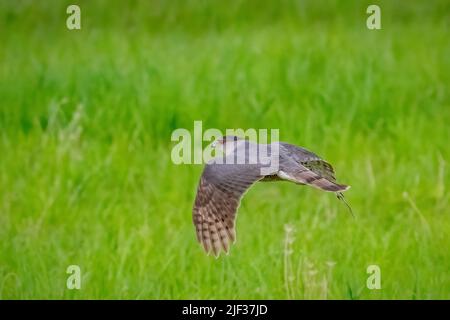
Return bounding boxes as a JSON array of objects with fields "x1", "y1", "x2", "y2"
[{"x1": 211, "y1": 139, "x2": 223, "y2": 148}]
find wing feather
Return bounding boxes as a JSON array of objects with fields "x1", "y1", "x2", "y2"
[{"x1": 193, "y1": 163, "x2": 262, "y2": 257}]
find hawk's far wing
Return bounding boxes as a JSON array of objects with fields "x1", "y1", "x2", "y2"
[
  {"x1": 193, "y1": 163, "x2": 263, "y2": 257},
  {"x1": 279, "y1": 143, "x2": 349, "y2": 192},
  {"x1": 279, "y1": 143, "x2": 335, "y2": 178},
  {"x1": 301, "y1": 159, "x2": 337, "y2": 182}
]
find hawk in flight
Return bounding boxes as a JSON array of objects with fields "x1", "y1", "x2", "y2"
[{"x1": 192, "y1": 136, "x2": 350, "y2": 257}]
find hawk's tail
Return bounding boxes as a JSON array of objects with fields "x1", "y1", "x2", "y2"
[
  {"x1": 289, "y1": 167, "x2": 350, "y2": 192},
  {"x1": 303, "y1": 175, "x2": 350, "y2": 192},
  {"x1": 313, "y1": 180, "x2": 349, "y2": 192}
]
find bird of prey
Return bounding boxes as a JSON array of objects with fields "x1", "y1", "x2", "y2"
[{"x1": 192, "y1": 136, "x2": 350, "y2": 257}]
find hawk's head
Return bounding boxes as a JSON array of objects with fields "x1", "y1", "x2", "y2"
[
  {"x1": 211, "y1": 135, "x2": 241, "y2": 148},
  {"x1": 211, "y1": 136, "x2": 243, "y2": 156}
]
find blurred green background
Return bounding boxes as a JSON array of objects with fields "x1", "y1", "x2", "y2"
[{"x1": 0, "y1": 0, "x2": 449, "y2": 299}]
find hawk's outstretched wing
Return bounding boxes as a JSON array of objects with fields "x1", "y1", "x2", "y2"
[{"x1": 193, "y1": 163, "x2": 263, "y2": 257}]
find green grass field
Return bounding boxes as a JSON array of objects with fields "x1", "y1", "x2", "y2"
[{"x1": 0, "y1": 0, "x2": 449, "y2": 299}]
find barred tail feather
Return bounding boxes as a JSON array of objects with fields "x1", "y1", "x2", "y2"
[
  {"x1": 285, "y1": 168, "x2": 350, "y2": 192},
  {"x1": 310, "y1": 179, "x2": 349, "y2": 192}
]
